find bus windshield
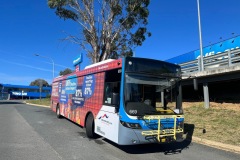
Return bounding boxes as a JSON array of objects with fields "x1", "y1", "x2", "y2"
[{"x1": 124, "y1": 73, "x2": 181, "y2": 116}]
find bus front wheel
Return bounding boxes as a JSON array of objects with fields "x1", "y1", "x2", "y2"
[{"x1": 86, "y1": 113, "x2": 95, "y2": 138}]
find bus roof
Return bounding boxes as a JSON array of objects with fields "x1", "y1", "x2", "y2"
[
  {"x1": 53, "y1": 58, "x2": 122, "y2": 82},
  {"x1": 84, "y1": 59, "x2": 116, "y2": 69}
]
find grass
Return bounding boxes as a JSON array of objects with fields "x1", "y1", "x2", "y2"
[
  {"x1": 26, "y1": 98, "x2": 51, "y2": 106},
  {"x1": 184, "y1": 103, "x2": 240, "y2": 146}
]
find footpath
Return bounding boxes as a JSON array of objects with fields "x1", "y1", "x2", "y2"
[{"x1": 26, "y1": 102, "x2": 240, "y2": 154}]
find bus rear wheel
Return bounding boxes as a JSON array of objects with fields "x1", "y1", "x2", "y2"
[
  {"x1": 56, "y1": 105, "x2": 62, "y2": 119},
  {"x1": 86, "y1": 113, "x2": 95, "y2": 138}
]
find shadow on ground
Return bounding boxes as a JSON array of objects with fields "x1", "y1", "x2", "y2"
[
  {"x1": 46, "y1": 107, "x2": 196, "y2": 155},
  {"x1": 0, "y1": 100, "x2": 25, "y2": 105}
]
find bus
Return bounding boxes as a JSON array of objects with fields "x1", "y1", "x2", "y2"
[{"x1": 51, "y1": 57, "x2": 184, "y2": 145}]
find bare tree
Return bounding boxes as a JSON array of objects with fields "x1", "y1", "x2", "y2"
[{"x1": 48, "y1": 0, "x2": 151, "y2": 63}]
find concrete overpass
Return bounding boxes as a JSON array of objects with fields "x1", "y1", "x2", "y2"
[{"x1": 179, "y1": 48, "x2": 240, "y2": 108}]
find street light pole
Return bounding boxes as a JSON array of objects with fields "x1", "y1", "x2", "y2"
[
  {"x1": 197, "y1": 0, "x2": 204, "y2": 71},
  {"x1": 34, "y1": 54, "x2": 55, "y2": 79},
  {"x1": 197, "y1": 0, "x2": 209, "y2": 109}
]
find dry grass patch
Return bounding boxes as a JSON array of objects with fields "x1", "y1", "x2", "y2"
[
  {"x1": 183, "y1": 102, "x2": 240, "y2": 146},
  {"x1": 26, "y1": 98, "x2": 51, "y2": 106}
]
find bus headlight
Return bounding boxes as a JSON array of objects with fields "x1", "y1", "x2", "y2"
[{"x1": 120, "y1": 121, "x2": 142, "y2": 129}]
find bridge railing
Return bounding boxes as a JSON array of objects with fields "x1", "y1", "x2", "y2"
[{"x1": 179, "y1": 48, "x2": 240, "y2": 74}]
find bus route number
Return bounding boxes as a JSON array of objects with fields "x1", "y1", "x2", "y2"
[{"x1": 129, "y1": 110, "x2": 137, "y2": 114}]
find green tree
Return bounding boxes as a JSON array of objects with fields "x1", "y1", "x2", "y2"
[
  {"x1": 59, "y1": 68, "x2": 73, "y2": 76},
  {"x1": 48, "y1": 0, "x2": 151, "y2": 63},
  {"x1": 30, "y1": 79, "x2": 50, "y2": 87}
]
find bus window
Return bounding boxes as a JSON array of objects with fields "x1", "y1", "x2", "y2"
[
  {"x1": 125, "y1": 74, "x2": 180, "y2": 116},
  {"x1": 103, "y1": 69, "x2": 121, "y2": 105}
]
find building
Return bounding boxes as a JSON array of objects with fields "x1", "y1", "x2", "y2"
[{"x1": 0, "y1": 83, "x2": 51, "y2": 100}]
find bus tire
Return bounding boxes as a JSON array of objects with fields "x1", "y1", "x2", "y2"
[
  {"x1": 56, "y1": 105, "x2": 62, "y2": 119},
  {"x1": 86, "y1": 113, "x2": 95, "y2": 138}
]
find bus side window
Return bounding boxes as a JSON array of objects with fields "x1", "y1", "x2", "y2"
[{"x1": 103, "y1": 69, "x2": 121, "y2": 105}]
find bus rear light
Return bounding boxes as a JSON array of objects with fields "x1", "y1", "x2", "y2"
[{"x1": 120, "y1": 121, "x2": 142, "y2": 129}]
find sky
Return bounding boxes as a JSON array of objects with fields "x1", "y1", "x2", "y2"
[{"x1": 0, "y1": 0, "x2": 240, "y2": 85}]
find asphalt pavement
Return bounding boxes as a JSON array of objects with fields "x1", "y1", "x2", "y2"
[
  {"x1": 0, "y1": 100, "x2": 239, "y2": 160},
  {"x1": 0, "y1": 101, "x2": 61, "y2": 160}
]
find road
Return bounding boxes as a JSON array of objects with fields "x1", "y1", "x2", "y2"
[{"x1": 0, "y1": 100, "x2": 239, "y2": 160}]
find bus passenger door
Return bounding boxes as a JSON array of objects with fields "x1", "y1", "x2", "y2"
[{"x1": 95, "y1": 69, "x2": 121, "y2": 143}]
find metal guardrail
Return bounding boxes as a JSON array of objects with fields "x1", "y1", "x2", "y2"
[{"x1": 179, "y1": 48, "x2": 240, "y2": 74}]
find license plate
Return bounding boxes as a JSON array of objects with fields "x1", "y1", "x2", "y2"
[{"x1": 165, "y1": 129, "x2": 171, "y2": 133}]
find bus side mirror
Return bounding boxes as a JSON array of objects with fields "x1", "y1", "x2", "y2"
[
  {"x1": 193, "y1": 78, "x2": 198, "y2": 91},
  {"x1": 112, "y1": 93, "x2": 119, "y2": 112}
]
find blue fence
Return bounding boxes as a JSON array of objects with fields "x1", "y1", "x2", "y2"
[{"x1": 166, "y1": 36, "x2": 240, "y2": 64}]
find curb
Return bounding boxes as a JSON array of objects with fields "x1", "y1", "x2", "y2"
[
  {"x1": 191, "y1": 136, "x2": 240, "y2": 154},
  {"x1": 25, "y1": 102, "x2": 240, "y2": 154},
  {"x1": 25, "y1": 102, "x2": 50, "y2": 108}
]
